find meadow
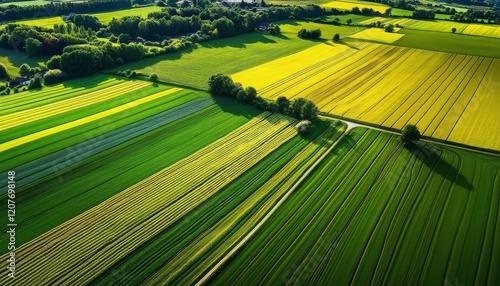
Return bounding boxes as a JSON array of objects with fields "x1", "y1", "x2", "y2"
[
  {"x1": 232, "y1": 42, "x2": 500, "y2": 150},
  {"x1": 111, "y1": 21, "x2": 363, "y2": 89},
  {"x1": 0, "y1": 48, "x2": 48, "y2": 77},
  {"x1": 209, "y1": 127, "x2": 500, "y2": 285},
  {"x1": 321, "y1": 0, "x2": 390, "y2": 13}
]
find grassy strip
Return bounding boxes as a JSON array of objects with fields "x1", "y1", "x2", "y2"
[
  {"x1": 0, "y1": 97, "x2": 215, "y2": 190},
  {"x1": 0, "y1": 98, "x2": 261, "y2": 248},
  {"x1": 0, "y1": 88, "x2": 195, "y2": 171},
  {"x1": 208, "y1": 128, "x2": 500, "y2": 285}
]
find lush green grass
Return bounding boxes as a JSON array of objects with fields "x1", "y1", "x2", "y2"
[
  {"x1": 0, "y1": 97, "x2": 260, "y2": 248},
  {"x1": 391, "y1": 29, "x2": 500, "y2": 58},
  {"x1": 391, "y1": 8, "x2": 414, "y2": 17},
  {"x1": 89, "y1": 119, "x2": 345, "y2": 285},
  {"x1": 0, "y1": 48, "x2": 48, "y2": 79},
  {"x1": 435, "y1": 13, "x2": 451, "y2": 20},
  {"x1": 109, "y1": 21, "x2": 363, "y2": 90},
  {"x1": 209, "y1": 127, "x2": 500, "y2": 285},
  {"x1": 88, "y1": 6, "x2": 162, "y2": 23}
]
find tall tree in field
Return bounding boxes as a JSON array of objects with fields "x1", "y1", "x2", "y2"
[
  {"x1": 401, "y1": 124, "x2": 420, "y2": 146},
  {"x1": 276, "y1": 96, "x2": 290, "y2": 114}
]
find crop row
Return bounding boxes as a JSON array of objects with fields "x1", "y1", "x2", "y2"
[
  {"x1": 0, "y1": 75, "x2": 121, "y2": 116},
  {"x1": 0, "y1": 98, "x2": 259, "y2": 249},
  {"x1": 0, "y1": 87, "x2": 181, "y2": 152},
  {"x1": 234, "y1": 42, "x2": 499, "y2": 150},
  {"x1": 208, "y1": 128, "x2": 500, "y2": 285},
  {"x1": 0, "y1": 80, "x2": 150, "y2": 131},
  {"x1": 0, "y1": 97, "x2": 215, "y2": 190},
  {"x1": 0, "y1": 113, "x2": 298, "y2": 285},
  {"x1": 88, "y1": 119, "x2": 346, "y2": 285}
]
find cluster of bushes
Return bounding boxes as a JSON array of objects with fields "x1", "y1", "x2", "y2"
[
  {"x1": 297, "y1": 28, "x2": 322, "y2": 39},
  {"x1": 412, "y1": 9, "x2": 436, "y2": 20},
  {"x1": 208, "y1": 74, "x2": 318, "y2": 121},
  {"x1": 267, "y1": 24, "x2": 281, "y2": 35},
  {"x1": 115, "y1": 69, "x2": 139, "y2": 78}
]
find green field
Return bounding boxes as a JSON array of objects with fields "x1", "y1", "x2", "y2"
[
  {"x1": 0, "y1": 48, "x2": 48, "y2": 78},
  {"x1": 209, "y1": 127, "x2": 500, "y2": 285},
  {"x1": 0, "y1": 0, "x2": 49, "y2": 6},
  {"x1": 391, "y1": 29, "x2": 500, "y2": 58},
  {"x1": 109, "y1": 21, "x2": 363, "y2": 90},
  {"x1": 391, "y1": 8, "x2": 414, "y2": 17}
]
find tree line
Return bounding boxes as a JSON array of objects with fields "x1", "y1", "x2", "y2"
[
  {"x1": 208, "y1": 74, "x2": 319, "y2": 122},
  {"x1": 0, "y1": 0, "x2": 131, "y2": 21}
]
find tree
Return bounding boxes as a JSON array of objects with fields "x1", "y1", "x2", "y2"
[
  {"x1": 333, "y1": 33, "x2": 340, "y2": 42},
  {"x1": 289, "y1": 98, "x2": 307, "y2": 118},
  {"x1": 28, "y1": 74, "x2": 43, "y2": 90},
  {"x1": 300, "y1": 100, "x2": 318, "y2": 121},
  {"x1": 401, "y1": 124, "x2": 420, "y2": 146},
  {"x1": 118, "y1": 33, "x2": 131, "y2": 44},
  {"x1": 208, "y1": 74, "x2": 236, "y2": 97},
  {"x1": 452, "y1": 27, "x2": 457, "y2": 33},
  {"x1": 61, "y1": 48, "x2": 103, "y2": 77},
  {"x1": 149, "y1": 73, "x2": 159, "y2": 82},
  {"x1": 0, "y1": 63, "x2": 8, "y2": 79},
  {"x1": 46, "y1": 55, "x2": 61, "y2": 69},
  {"x1": 276, "y1": 96, "x2": 290, "y2": 114},
  {"x1": 44, "y1": 69, "x2": 69, "y2": 85},
  {"x1": 19, "y1": 63, "x2": 31, "y2": 76},
  {"x1": 385, "y1": 24, "x2": 395, "y2": 32},
  {"x1": 25, "y1": 38, "x2": 42, "y2": 57},
  {"x1": 346, "y1": 19, "x2": 352, "y2": 25}
]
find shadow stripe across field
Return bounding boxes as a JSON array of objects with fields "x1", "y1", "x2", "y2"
[{"x1": 0, "y1": 97, "x2": 215, "y2": 191}]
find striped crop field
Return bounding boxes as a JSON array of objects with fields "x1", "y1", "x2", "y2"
[
  {"x1": 0, "y1": 112, "x2": 305, "y2": 284},
  {"x1": 208, "y1": 127, "x2": 500, "y2": 286},
  {"x1": 359, "y1": 17, "x2": 500, "y2": 38},
  {"x1": 321, "y1": 0, "x2": 389, "y2": 13},
  {"x1": 232, "y1": 42, "x2": 500, "y2": 150}
]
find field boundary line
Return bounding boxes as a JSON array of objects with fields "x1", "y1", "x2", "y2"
[
  {"x1": 318, "y1": 115, "x2": 500, "y2": 157},
  {"x1": 195, "y1": 121, "x2": 352, "y2": 285}
]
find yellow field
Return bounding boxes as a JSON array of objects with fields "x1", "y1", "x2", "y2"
[
  {"x1": 0, "y1": 113, "x2": 297, "y2": 285},
  {"x1": 462, "y1": 23, "x2": 500, "y2": 38},
  {"x1": 232, "y1": 42, "x2": 500, "y2": 150},
  {"x1": 349, "y1": 28, "x2": 404, "y2": 43},
  {"x1": 322, "y1": 0, "x2": 389, "y2": 13},
  {"x1": 359, "y1": 17, "x2": 500, "y2": 38}
]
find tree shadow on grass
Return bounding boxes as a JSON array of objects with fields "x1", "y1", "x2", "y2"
[
  {"x1": 407, "y1": 143, "x2": 474, "y2": 191},
  {"x1": 210, "y1": 95, "x2": 262, "y2": 119}
]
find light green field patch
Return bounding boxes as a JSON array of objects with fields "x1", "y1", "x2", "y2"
[
  {"x1": 349, "y1": 27, "x2": 404, "y2": 43},
  {"x1": 91, "y1": 6, "x2": 163, "y2": 23}
]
